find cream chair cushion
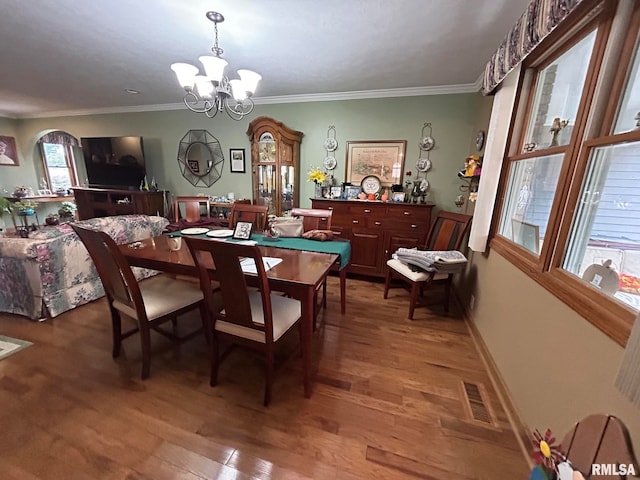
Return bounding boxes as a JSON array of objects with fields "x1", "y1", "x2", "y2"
[
  {"x1": 113, "y1": 275, "x2": 204, "y2": 321},
  {"x1": 217, "y1": 291, "x2": 301, "y2": 343},
  {"x1": 386, "y1": 258, "x2": 449, "y2": 282}
]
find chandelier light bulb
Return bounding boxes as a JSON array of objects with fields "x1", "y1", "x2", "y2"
[
  {"x1": 199, "y1": 55, "x2": 227, "y2": 83},
  {"x1": 229, "y1": 79, "x2": 247, "y2": 102},
  {"x1": 169, "y1": 11, "x2": 261, "y2": 120},
  {"x1": 238, "y1": 70, "x2": 262, "y2": 95},
  {"x1": 194, "y1": 75, "x2": 214, "y2": 100},
  {"x1": 171, "y1": 63, "x2": 199, "y2": 90}
]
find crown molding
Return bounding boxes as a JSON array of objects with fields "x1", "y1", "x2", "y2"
[{"x1": 16, "y1": 83, "x2": 479, "y2": 119}]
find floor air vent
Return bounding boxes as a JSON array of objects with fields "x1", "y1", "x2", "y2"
[{"x1": 462, "y1": 381, "x2": 495, "y2": 425}]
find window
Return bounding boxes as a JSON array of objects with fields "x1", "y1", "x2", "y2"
[
  {"x1": 37, "y1": 132, "x2": 80, "y2": 192},
  {"x1": 492, "y1": 2, "x2": 640, "y2": 345}
]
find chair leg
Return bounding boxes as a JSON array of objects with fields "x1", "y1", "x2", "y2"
[
  {"x1": 210, "y1": 333, "x2": 219, "y2": 387},
  {"x1": 200, "y1": 304, "x2": 211, "y2": 346},
  {"x1": 383, "y1": 267, "x2": 392, "y2": 299},
  {"x1": 140, "y1": 328, "x2": 152, "y2": 380},
  {"x1": 264, "y1": 348, "x2": 274, "y2": 407},
  {"x1": 443, "y1": 276, "x2": 452, "y2": 313},
  {"x1": 110, "y1": 309, "x2": 122, "y2": 358},
  {"x1": 408, "y1": 282, "x2": 420, "y2": 320},
  {"x1": 171, "y1": 317, "x2": 178, "y2": 331}
]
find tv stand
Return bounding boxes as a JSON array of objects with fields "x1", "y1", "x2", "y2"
[{"x1": 73, "y1": 187, "x2": 167, "y2": 220}]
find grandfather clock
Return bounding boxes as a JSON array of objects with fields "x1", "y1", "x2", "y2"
[{"x1": 246, "y1": 116, "x2": 303, "y2": 216}]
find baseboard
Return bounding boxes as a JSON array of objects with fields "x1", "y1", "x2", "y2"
[{"x1": 452, "y1": 290, "x2": 534, "y2": 470}]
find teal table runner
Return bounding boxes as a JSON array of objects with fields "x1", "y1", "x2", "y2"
[{"x1": 167, "y1": 232, "x2": 350, "y2": 269}]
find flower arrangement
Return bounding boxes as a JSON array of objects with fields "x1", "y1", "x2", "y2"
[
  {"x1": 58, "y1": 201, "x2": 76, "y2": 218},
  {"x1": 307, "y1": 167, "x2": 326, "y2": 185},
  {"x1": 404, "y1": 170, "x2": 413, "y2": 189},
  {"x1": 0, "y1": 196, "x2": 10, "y2": 216},
  {"x1": 12, "y1": 199, "x2": 39, "y2": 212}
]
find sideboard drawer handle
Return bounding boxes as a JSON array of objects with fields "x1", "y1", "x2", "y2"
[
  {"x1": 364, "y1": 209, "x2": 371, "y2": 213},
  {"x1": 404, "y1": 211, "x2": 411, "y2": 215},
  {"x1": 328, "y1": 207, "x2": 333, "y2": 210},
  {"x1": 411, "y1": 224, "x2": 417, "y2": 228},
  {"x1": 352, "y1": 220, "x2": 359, "y2": 224},
  {"x1": 374, "y1": 221, "x2": 381, "y2": 226}
]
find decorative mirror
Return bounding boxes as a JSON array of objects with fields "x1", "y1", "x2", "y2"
[{"x1": 177, "y1": 129, "x2": 224, "y2": 187}]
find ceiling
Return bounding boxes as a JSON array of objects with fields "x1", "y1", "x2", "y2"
[{"x1": 0, "y1": 0, "x2": 530, "y2": 118}]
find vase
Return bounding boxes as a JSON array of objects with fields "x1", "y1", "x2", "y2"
[
  {"x1": 314, "y1": 182, "x2": 322, "y2": 198},
  {"x1": 13, "y1": 188, "x2": 28, "y2": 198}
]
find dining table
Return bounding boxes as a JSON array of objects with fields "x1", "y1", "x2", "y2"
[{"x1": 120, "y1": 231, "x2": 350, "y2": 398}]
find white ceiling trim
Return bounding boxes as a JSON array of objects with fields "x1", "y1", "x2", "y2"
[{"x1": 16, "y1": 83, "x2": 479, "y2": 119}]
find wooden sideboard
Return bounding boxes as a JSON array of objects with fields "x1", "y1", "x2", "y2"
[
  {"x1": 311, "y1": 198, "x2": 434, "y2": 277},
  {"x1": 73, "y1": 188, "x2": 167, "y2": 220}
]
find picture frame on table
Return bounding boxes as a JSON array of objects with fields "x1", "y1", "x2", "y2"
[
  {"x1": 37, "y1": 189, "x2": 52, "y2": 196},
  {"x1": 233, "y1": 221, "x2": 253, "y2": 240},
  {"x1": 330, "y1": 186, "x2": 342, "y2": 199},
  {"x1": 392, "y1": 192, "x2": 405, "y2": 202},
  {"x1": 230, "y1": 148, "x2": 246, "y2": 173},
  {"x1": 345, "y1": 185, "x2": 361, "y2": 199},
  {"x1": 345, "y1": 140, "x2": 407, "y2": 187}
]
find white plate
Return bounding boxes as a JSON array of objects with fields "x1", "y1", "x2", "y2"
[
  {"x1": 180, "y1": 227, "x2": 209, "y2": 235},
  {"x1": 323, "y1": 156, "x2": 337, "y2": 170},
  {"x1": 206, "y1": 229, "x2": 234, "y2": 238},
  {"x1": 419, "y1": 136, "x2": 435, "y2": 151},
  {"x1": 324, "y1": 138, "x2": 338, "y2": 152},
  {"x1": 416, "y1": 158, "x2": 432, "y2": 172}
]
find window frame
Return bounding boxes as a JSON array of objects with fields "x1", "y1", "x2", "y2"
[{"x1": 490, "y1": 0, "x2": 640, "y2": 346}]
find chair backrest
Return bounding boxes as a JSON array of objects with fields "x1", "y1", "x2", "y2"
[
  {"x1": 185, "y1": 237, "x2": 274, "y2": 343},
  {"x1": 173, "y1": 196, "x2": 211, "y2": 222},
  {"x1": 71, "y1": 224, "x2": 145, "y2": 322},
  {"x1": 290, "y1": 208, "x2": 333, "y2": 232},
  {"x1": 424, "y1": 211, "x2": 473, "y2": 251},
  {"x1": 228, "y1": 203, "x2": 269, "y2": 231}
]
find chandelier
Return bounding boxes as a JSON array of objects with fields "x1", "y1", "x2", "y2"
[{"x1": 171, "y1": 11, "x2": 262, "y2": 121}]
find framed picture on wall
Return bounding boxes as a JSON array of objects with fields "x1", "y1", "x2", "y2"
[
  {"x1": 230, "y1": 148, "x2": 246, "y2": 173},
  {"x1": 345, "y1": 140, "x2": 406, "y2": 187},
  {"x1": 0, "y1": 135, "x2": 19, "y2": 166}
]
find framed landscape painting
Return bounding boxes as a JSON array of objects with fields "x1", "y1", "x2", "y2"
[{"x1": 345, "y1": 140, "x2": 406, "y2": 187}]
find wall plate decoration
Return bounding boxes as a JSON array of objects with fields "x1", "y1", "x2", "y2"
[
  {"x1": 476, "y1": 130, "x2": 485, "y2": 151},
  {"x1": 324, "y1": 137, "x2": 338, "y2": 152},
  {"x1": 416, "y1": 158, "x2": 432, "y2": 172},
  {"x1": 323, "y1": 155, "x2": 337, "y2": 170},
  {"x1": 177, "y1": 129, "x2": 224, "y2": 187},
  {"x1": 361, "y1": 175, "x2": 382, "y2": 195}
]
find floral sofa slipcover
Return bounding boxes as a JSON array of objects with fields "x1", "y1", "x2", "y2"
[{"x1": 0, "y1": 214, "x2": 169, "y2": 320}]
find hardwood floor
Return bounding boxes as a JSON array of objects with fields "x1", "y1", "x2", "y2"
[{"x1": 0, "y1": 277, "x2": 529, "y2": 479}]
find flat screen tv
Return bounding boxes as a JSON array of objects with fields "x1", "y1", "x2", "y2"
[{"x1": 81, "y1": 136, "x2": 146, "y2": 189}]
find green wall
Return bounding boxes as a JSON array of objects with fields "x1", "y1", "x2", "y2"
[{"x1": 1, "y1": 93, "x2": 486, "y2": 215}]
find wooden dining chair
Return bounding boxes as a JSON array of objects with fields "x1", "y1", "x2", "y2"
[
  {"x1": 172, "y1": 195, "x2": 212, "y2": 222},
  {"x1": 290, "y1": 207, "x2": 333, "y2": 231},
  {"x1": 71, "y1": 224, "x2": 206, "y2": 379},
  {"x1": 383, "y1": 211, "x2": 472, "y2": 319},
  {"x1": 290, "y1": 207, "x2": 345, "y2": 315},
  {"x1": 228, "y1": 203, "x2": 269, "y2": 232},
  {"x1": 184, "y1": 236, "x2": 302, "y2": 406}
]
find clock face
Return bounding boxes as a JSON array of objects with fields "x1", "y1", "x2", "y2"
[
  {"x1": 361, "y1": 175, "x2": 381, "y2": 195},
  {"x1": 476, "y1": 130, "x2": 485, "y2": 151}
]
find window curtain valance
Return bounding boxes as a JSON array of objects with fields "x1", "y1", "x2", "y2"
[
  {"x1": 481, "y1": 0, "x2": 586, "y2": 95},
  {"x1": 37, "y1": 131, "x2": 80, "y2": 146}
]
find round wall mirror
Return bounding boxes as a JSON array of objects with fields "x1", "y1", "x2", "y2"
[{"x1": 177, "y1": 130, "x2": 224, "y2": 187}]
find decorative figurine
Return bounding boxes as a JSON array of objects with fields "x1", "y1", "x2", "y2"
[{"x1": 549, "y1": 117, "x2": 569, "y2": 147}]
